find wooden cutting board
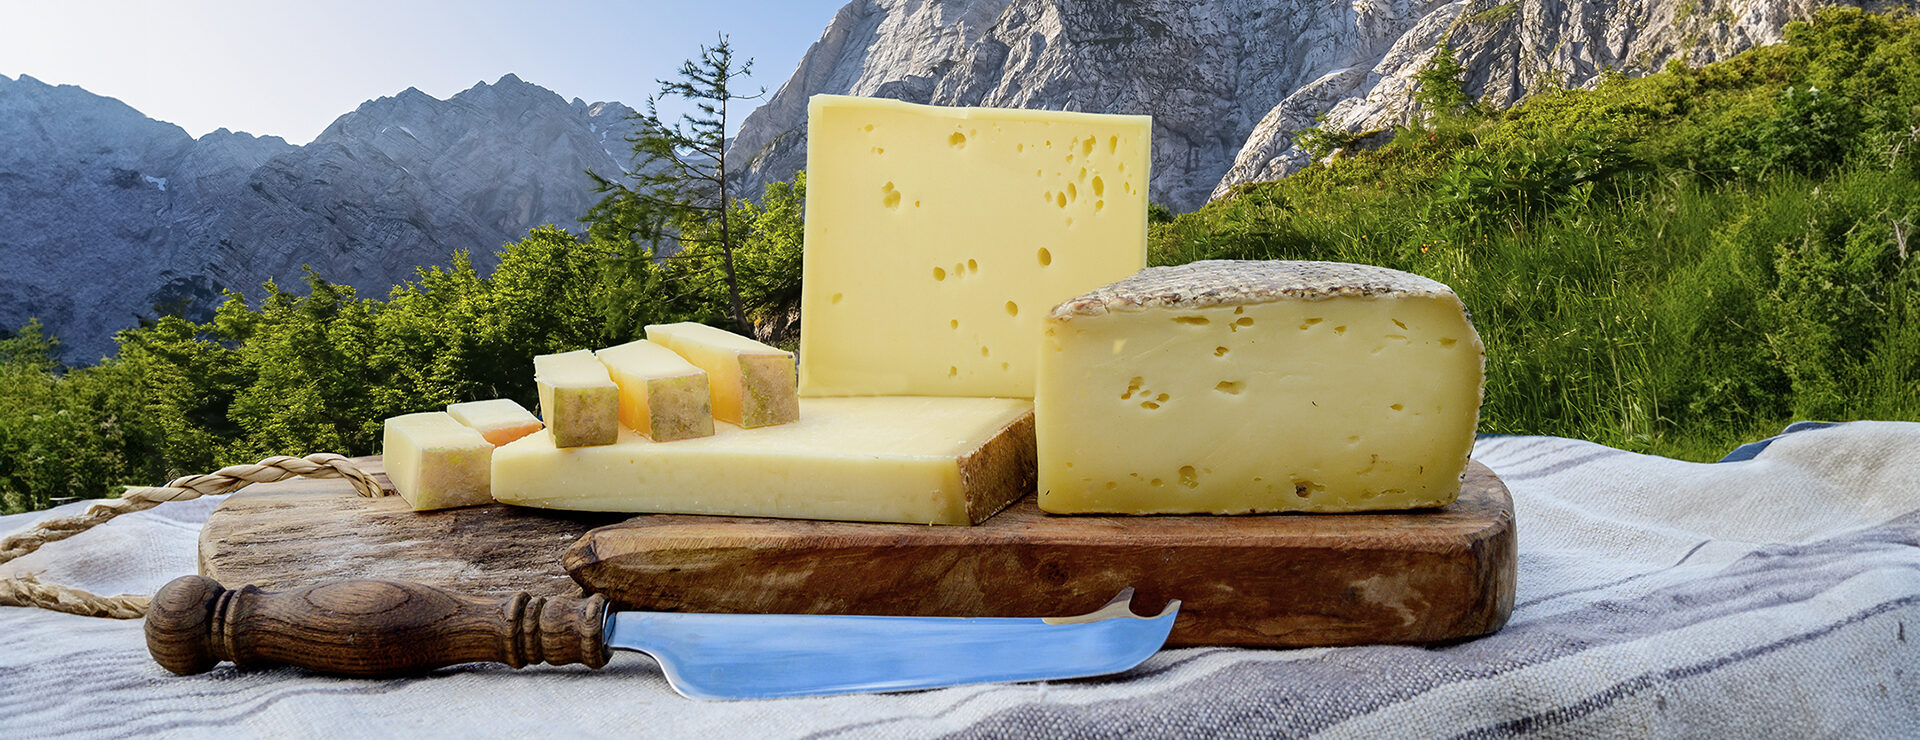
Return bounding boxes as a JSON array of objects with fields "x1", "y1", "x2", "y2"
[
  {"x1": 568, "y1": 461, "x2": 1515, "y2": 648},
  {"x1": 202, "y1": 457, "x2": 1514, "y2": 648},
  {"x1": 199, "y1": 457, "x2": 626, "y2": 598}
]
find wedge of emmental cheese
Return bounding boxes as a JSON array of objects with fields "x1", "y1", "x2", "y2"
[
  {"x1": 1036, "y1": 260, "x2": 1485, "y2": 514},
  {"x1": 798, "y1": 94, "x2": 1150, "y2": 398}
]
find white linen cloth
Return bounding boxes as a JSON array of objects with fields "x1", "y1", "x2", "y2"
[{"x1": 4, "y1": 421, "x2": 1918, "y2": 738}]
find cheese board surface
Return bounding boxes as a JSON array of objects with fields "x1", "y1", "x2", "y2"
[
  {"x1": 199, "y1": 457, "x2": 624, "y2": 598},
  {"x1": 201, "y1": 457, "x2": 1514, "y2": 647},
  {"x1": 568, "y1": 461, "x2": 1514, "y2": 647}
]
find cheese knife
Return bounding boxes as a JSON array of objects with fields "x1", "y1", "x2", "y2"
[{"x1": 144, "y1": 576, "x2": 1179, "y2": 700}]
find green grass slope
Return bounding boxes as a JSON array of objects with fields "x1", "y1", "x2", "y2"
[{"x1": 1152, "y1": 8, "x2": 1920, "y2": 460}]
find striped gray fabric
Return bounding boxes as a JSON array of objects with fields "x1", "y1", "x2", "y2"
[{"x1": 4, "y1": 422, "x2": 1918, "y2": 738}]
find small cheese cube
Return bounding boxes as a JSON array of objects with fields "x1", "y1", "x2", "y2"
[
  {"x1": 595, "y1": 339, "x2": 714, "y2": 441},
  {"x1": 533, "y1": 350, "x2": 619, "y2": 447},
  {"x1": 798, "y1": 95, "x2": 1150, "y2": 398},
  {"x1": 492, "y1": 397, "x2": 1034, "y2": 525},
  {"x1": 382, "y1": 412, "x2": 493, "y2": 511},
  {"x1": 645, "y1": 322, "x2": 797, "y2": 428},
  {"x1": 1036, "y1": 260, "x2": 1485, "y2": 514},
  {"x1": 446, "y1": 398, "x2": 543, "y2": 446}
]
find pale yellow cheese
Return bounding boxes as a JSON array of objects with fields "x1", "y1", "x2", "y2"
[
  {"x1": 492, "y1": 397, "x2": 1035, "y2": 525},
  {"x1": 645, "y1": 322, "x2": 797, "y2": 428},
  {"x1": 798, "y1": 94, "x2": 1150, "y2": 398},
  {"x1": 382, "y1": 412, "x2": 493, "y2": 511},
  {"x1": 1036, "y1": 260, "x2": 1485, "y2": 514},
  {"x1": 594, "y1": 339, "x2": 714, "y2": 441},
  {"x1": 533, "y1": 349, "x2": 619, "y2": 447},
  {"x1": 446, "y1": 398, "x2": 543, "y2": 446}
]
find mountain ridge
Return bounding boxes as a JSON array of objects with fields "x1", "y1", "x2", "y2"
[
  {"x1": 0, "y1": 73, "x2": 644, "y2": 363},
  {"x1": 729, "y1": 0, "x2": 1874, "y2": 211}
]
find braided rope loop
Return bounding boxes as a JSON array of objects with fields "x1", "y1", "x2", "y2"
[{"x1": 0, "y1": 453, "x2": 383, "y2": 618}]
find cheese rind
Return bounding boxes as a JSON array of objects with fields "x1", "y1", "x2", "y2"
[
  {"x1": 1036, "y1": 260, "x2": 1485, "y2": 514},
  {"x1": 491, "y1": 397, "x2": 1035, "y2": 525},
  {"x1": 644, "y1": 322, "x2": 797, "y2": 428},
  {"x1": 595, "y1": 339, "x2": 714, "y2": 441},
  {"x1": 798, "y1": 94, "x2": 1151, "y2": 398},
  {"x1": 534, "y1": 350, "x2": 619, "y2": 447},
  {"x1": 382, "y1": 412, "x2": 493, "y2": 510},
  {"x1": 446, "y1": 398, "x2": 543, "y2": 446}
]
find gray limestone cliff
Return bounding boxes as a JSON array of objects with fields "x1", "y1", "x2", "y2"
[
  {"x1": 0, "y1": 73, "x2": 642, "y2": 362},
  {"x1": 731, "y1": 0, "x2": 1873, "y2": 212}
]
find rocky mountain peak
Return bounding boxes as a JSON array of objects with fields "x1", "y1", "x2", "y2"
[
  {"x1": 732, "y1": 0, "x2": 1869, "y2": 211},
  {"x1": 1, "y1": 75, "x2": 644, "y2": 363}
]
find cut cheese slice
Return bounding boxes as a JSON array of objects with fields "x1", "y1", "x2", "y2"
[
  {"x1": 645, "y1": 322, "x2": 797, "y2": 428},
  {"x1": 533, "y1": 349, "x2": 619, "y2": 447},
  {"x1": 595, "y1": 339, "x2": 713, "y2": 441},
  {"x1": 798, "y1": 94, "x2": 1150, "y2": 398},
  {"x1": 1036, "y1": 260, "x2": 1485, "y2": 514},
  {"x1": 382, "y1": 411, "x2": 493, "y2": 510},
  {"x1": 492, "y1": 397, "x2": 1035, "y2": 525},
  {"x1": 446, "y1": 398, "x2": 543, "y2": 446}
]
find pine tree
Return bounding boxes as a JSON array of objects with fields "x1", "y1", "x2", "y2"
[{"x1": 587, "y1": 35, "x2": 764, "y2": 332}]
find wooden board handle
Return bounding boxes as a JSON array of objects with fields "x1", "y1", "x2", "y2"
[{"x1": 144, "y1": 575, "x2": 610, "y2": 677}]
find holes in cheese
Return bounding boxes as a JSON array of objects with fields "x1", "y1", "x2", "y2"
[
  {"x1": 646, "y1": 322, "x2": 798, "y2": 429},
  {"x1": 1036, "y1": 260, "x2": 1485, "y2": 515},
  {"x1": 383, "y1": 412, "x2": 492, "y2": 511},
  {"x1": 533, "y1": 350, "x2": 619, "y2": 448},
  {"x1": 595, "y1": 339, "x2": 714, "y2": 442},
  {"x1": 446, "y1": 398, "x2": 543, "y2": 446},
  {"x1": 799, "y1": 95, "x2": 1149, "y2": 399}
]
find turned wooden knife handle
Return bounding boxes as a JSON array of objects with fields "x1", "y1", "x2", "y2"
[{"x1": 145, "y1": 575, "x2": 610, "y2": 677}]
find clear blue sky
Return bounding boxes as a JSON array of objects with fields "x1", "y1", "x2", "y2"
[{"x1": 0, "y1": 0, "x2": 849, "y2": 143}]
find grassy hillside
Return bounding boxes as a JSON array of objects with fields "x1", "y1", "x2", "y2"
[{"x1": 1152, "y1": 7, "x2": 1920, "y2": 460}]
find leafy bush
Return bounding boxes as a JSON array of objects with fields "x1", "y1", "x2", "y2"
[{"x1": 0, "y1": 175, "x2": 805, "y2": 512}]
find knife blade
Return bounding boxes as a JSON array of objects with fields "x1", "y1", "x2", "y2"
[{"x1": 144, "y1": 576, "x2": 1178, "y2": 700}]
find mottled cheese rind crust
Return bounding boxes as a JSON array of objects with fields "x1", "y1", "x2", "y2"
[
  {"x1": 595, "y1": 339, "x2": 714, "y2": 442},
  {"x1": 1037, "y1": 260, "x2": 1485, "y2": 515},
  {"x1": 534, "y1": 350, "x2": 620, "y2": 448},
  {"x1": 646, "y1": 322, "x2": 799, "y2": 429},
  {"x1": 383, "y1": 411, "x2": 493, "y2": 511},
  {"x1": 1049, "y1": 260, "x2": 1463, "y2": 318}
]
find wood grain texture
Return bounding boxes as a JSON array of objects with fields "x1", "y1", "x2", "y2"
[
  {"x1": 145, "y1": 575, "x2": 609, "y2": 676},
  {"x1": 567, "y1": 461, "x2": 1516, "y2": 648},
  {"x1": 199, "y1": 457, "x2": 624, "y2": 598}
]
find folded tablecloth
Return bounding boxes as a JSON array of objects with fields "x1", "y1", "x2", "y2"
[{"x1": 4, "y1": 422, "x2": 1917, "y2": 738}]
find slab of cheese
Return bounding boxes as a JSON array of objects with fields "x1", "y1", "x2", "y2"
[
  {"x1": 595, "y1": 339, "x2": 713, "y2": 441},
  {"x1": 533, "y1": 350, "x2": 619, "y2": 447},
  {"x1": 644, "y1": 322, "x2": 797, "y2": 429},
  {"x1": 492, "y1": 397, "x2": 1035, "y2": 525},
  {"x1": 1036, "y1": 260, "x2": 1485, "y2": 514},
  {"x1": 446, "y1": 398, "x2": 543, "y2": 446},
  {"x1": 798, "y1": 94, "x2": 1151, "y2": 398},
  {"x1": 382, "y1": 412, "x2": 493, "y2": 511}
]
